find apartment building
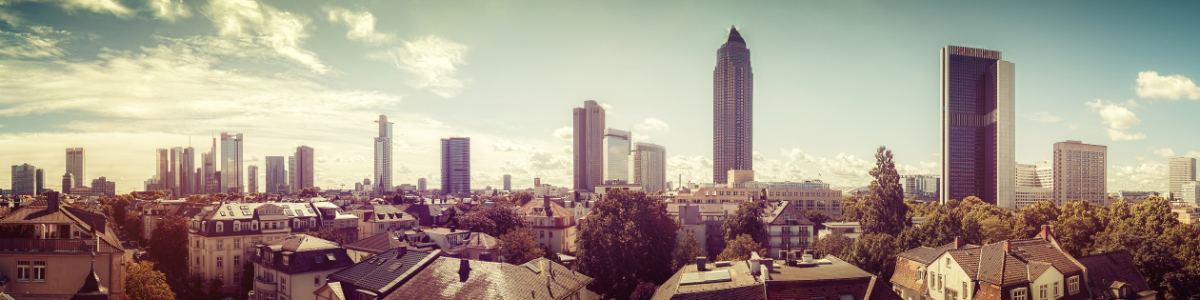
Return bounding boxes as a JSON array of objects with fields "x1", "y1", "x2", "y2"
[
  {"x1": 187, "y1": 203, "x2": 323, "y2": 294},
  {"x1": 250, "y1": 234, "x2": 354, "y2": 300},
  {"x1": 762, "y1": 201, "x2": 815, "y2": 259},
  {"x1": 521, "y1": 197, "x2": 578, "y2": 254}
]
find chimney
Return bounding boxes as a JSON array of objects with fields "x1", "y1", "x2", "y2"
[
  {"x1": 954, "y1": 236, "x2": 964, "y2": 249},
  {"x1": 396, "y1": 246, "x2": 407, "y2": 258},
  {"x1": 46, "y1": 191, "x2": 60, "y2": 213},
  {"x1": 695, "y1": 256, "x2": 707, "y2": 271},
  {"x1": 1004, "y1": 240, "x2": 1011, "y2": 254},
  {"x1": 457, "y1": 258, "x2": 472, "y2": 282}
]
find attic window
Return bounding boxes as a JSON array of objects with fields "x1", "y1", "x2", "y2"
[
  {"x1": 226, "y1": 206, "x2": 233, "y2": 211},
  {"x1": 241, "y1": 206, "x2": 249, "y2": 210},
  {"x1": 387, "y1": 262, "x2": 404, "y2": 272},
  {"x1": 326, "y1": 253, "x2": 336, "y2": 261},
  {"x1": 220, "y1": 211, "x2": 227, "y2": 216},
  {"x1": 315, "y1": 256, "x2": 323, "y2": 263}
]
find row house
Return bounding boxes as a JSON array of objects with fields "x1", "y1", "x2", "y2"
[
  {"x1": 520, "y1": 197, "x2": 578, "y2": 254},
  {"x1": 250, "y1": 234, "x2": 354, "y2": 300}
]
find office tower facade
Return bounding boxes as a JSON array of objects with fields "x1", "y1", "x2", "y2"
[
  {"x1": 900, "y1": 174, "x2": 941, "y2": 202},
  {"x1": 295, "y1": 146, "x2": 314, "y2": 192},
  {"x1": 156, "y1": 148, "x2": 169, "y2": 191},
  {"x1": 10, "y1": 164, "x2": 36, "y2": 196},
  {"x1": 92, "y1": 176, "x2": 116, "y2": 197},
  {"x1": 375, "y1": 115, "x2": 394, "y2": 194},
  {"x1": 602, "y1": 128, "x2": 631, "y2": 183},
  {"x1": 418, "y1": 178, "x2": 426, "y2": 192},
  {"x1": 1015, "y1": 161, "x2": 1053, "y2": 208},
  {"x1": 441, "y1": 137, "x2": 471, "y2": 196},
  {"x1": 65, "y1": 148, "x2": 85, "y2": 188},
  {"x1": 940, "y1": 45, "x2": 1016, "y2": 208},
  {"x1": 202, "y1": 138, "x2": 217, "y2": 194},
  {"x1": 503, "y1": 174, "x2": 512, "y2": 192},
  {"x1": 220, "y1": 132, "x2": 244, "y2": 194},
  {"x1": 181, "y1": 147, "x2": 195, "y2": 195},
  {"x1": 630, "y1": 143, "x2": 667, "y2": 193},
  {"x1": 1169, "y1": 157, "x2": 1197, "y2": 200},
  {"x1": 1181, "y1": 181, "x2": 1200, "y2": 205},
  {"x1": 573, "y1": 100, "x2": 605, "y2": 191},
  {"x1": 248, "y1": 165, "x2": 259, "y2": 193},
  {"x1": 35, "y1": 168, "x2": 44, "y2": 194},
  {"x1": 713, "y1": 26, "x2": 754, "y2": 184},
  {"x1": 169, "y1": 147, "x2": 183, "y2": 195},
  {"x1": 288, "y1": 156, "x2": 296, "y2": 194},
  {"x1": 62, "y1": 173, "x2": 72, "y2": 194},
  {"x1": 265, "y1": 156, "x2": 286, "y2": 194},
  {"x1": 1052, "y1": 141, "x2": 1106, "y2": 206}
]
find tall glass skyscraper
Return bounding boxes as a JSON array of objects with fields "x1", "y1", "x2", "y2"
[
  {"x1": 631, "y1": 142, "x2": 667, "y2": 193},
  {"x1": 602, "y1": 128, "x2": 630, "y2": 183},
  {"x1": 940, "y1": 45, "x2": 1015, "y2": 208},
  {"x1": 573, "y1": 100, "x2": 605, "y2": 191},
  {"x1": 265, "y1": 156, "x2": 286, "y2": 194},
  {"x1": 713, "y1": 26, "x2": 753, "y2": 184},
  {"x1": 295, "y1": 146, "x2": 314, "y2": 191},
  {"x1": 441, "y1": 137, "x2": 471, "y2": 196},
  {"x1": 220, "y1": 132, "x2": 244, "y2": 194},
  {"x1": 375, "y1": 115, "x2": 394, "y2": 194},
  {"x1": 65, "y1": 148, "x2": 85, "y2": 189}
]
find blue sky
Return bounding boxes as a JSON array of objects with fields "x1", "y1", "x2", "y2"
[{"x1": 1, "y1": 0, "x2": 1198, "y2": 194}]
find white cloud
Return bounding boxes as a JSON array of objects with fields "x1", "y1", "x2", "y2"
[
  {"x1": 897, "y1": 161, "x2": 940, "y2": 176},
  {"x1": 667, "y1": 155, "x2": 713, "y2": 187},
  {"x1": 370, "y1": 35, "x2": 468, "y2": 98},
  {"x1": 1151, "y1": 147, "x2": 1175, "y2": 158},
  {"x1": 1135, "y1": 71, "x2": 1200, "y2": 100},
  {"x1": 0, "y1": 8, "x2": 23, "y2": 26},
  {"x1": 150, "y1": 0, "x2": 191, "y2": 21},
  {"x1": 491, "y1": 139, "x2": 535, "y2": 152},
  {"x1": 244, "y1": 154, "x2": 260, "y2": 162},
  {"x1": 817, "y1": 153, "x2": 874, "y2": 187},
  {"x1": 553, "y1": 126, "x2": 572, "y2": 141},
  {"x1": 631, "y1": 132, "x2": 651, "y2": 141},
  {"x1": 349, "y1": 155, "x2": 365, "y2": 163},
  {"x1": 1086, "y1": 100, "x2": 1145, "y2": 141},
  {"x1": 324, "y1": 6, "x2": 393, "y2": 45},
  {"x1": 782, "y1": 148, "x2": 815, "y2": 164},
  {"x1": 317, "y1": 156, "x2": 328, "y2": 163},
  {"x1": 1, "y1": 0, "x2": 133, "y2": 18},
  {"x1": 205, "y1": 0, "x2": 327, "y2": 73},
  {"x1": 0, "y1": 28, "x2": 70, "y2": 59},
  {"x1": 633, "y1": 118, "x2": 669, "y2": 132},
  {"x1": 1187, "y1": 152, "x2": 1200, "y2": 160},
  {"x1": 1022, "y1": 111, "x2": 1061, "y2": 123},
  {"x1": 1109, "y1": 156, "x2": 1168, "y2": 192}
]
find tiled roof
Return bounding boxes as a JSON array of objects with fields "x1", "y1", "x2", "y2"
[
  {"x1": 520, "y1": 199, "x2": 574, "y2": 218},
  {"x1": 1077, "y1": 250, "x2": 1154, "y2": 300},
  {"x1": 946, "y1": 247, "x2": 982, "y2": 279},
  {"x1": 383, "y1": 257, "x2": 593, "y2": 300},
  {"x1": 897, "y1": 242, "x2": 958, "y2": 265},
  {"x1": 344, "y1": 232, "x2": 405, "y2": 254},
  {"x1": 974, "y1": 283, "x2": 1004, "y2": 300},
  {"x1": 764, "y1": 201, "x2": 814, "y2": 226},
  {"x1": 0, "y1": 201, "x2": 123, "y2": 253},
  {"x1": 652, "y1": 260, "x2": 763, "y2": 300},
  {"x1": 1007, "y1": 238, "x2": 1082, "y2": 276},
  {"x1": 254, "y1": 235, "x2": 354, "y2": 275},
  {"x1": 329, "y1": 248, "x2": 440, "y2": 294},
  {"x1": 460, "y1": 232, "x2": 500, "y2": 250},
  {"x1": 891, "y1": 257, "x2": 928, "y2": 294},
  {"x1": 975, "y1": 238, "x2": 1083, "y2": 286},
  {"x1": 1027, "y1": 261, "x2": 1053, "y2": 280}
]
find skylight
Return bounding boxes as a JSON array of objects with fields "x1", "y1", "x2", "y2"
[{"x1": 679, "y1": 270, "x2": 732, "y2": 285}]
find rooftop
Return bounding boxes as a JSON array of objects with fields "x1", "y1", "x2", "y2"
[{"x1": 383, "y1": 257, "x2": 593, "y2": 300}]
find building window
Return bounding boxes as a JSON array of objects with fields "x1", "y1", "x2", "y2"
[
  {"x1": 549, "y1": 231, "x2": 554, "y2": 238},
  {"x1": 216, "y1": 222, "x2": 224, "y2": 232},
  {"x1": 281, "y1": 277, "x2": 287, "y2": 291},
  {"x1": 217, "y1": 256, "x2": 223, "y2": 268},
  {"x1": 217, "y1": 240, "x2": 224, "y2": 250},
  {"x1": 964, "y1": 282, "x2": 969, "y2": 299},
  {"x1": 1068, "y1": 276, "x2": 1080, "y2": 294},
  {"x1": 234, "y1": 221, "x2": 241, "y2": 231},
  {"x1": 284, "y1": 256, "x2": 290, "y2": 265},
  {"x1": 234, "y1": 255, "x2": 241, "y2": 266},
  {"x1": 1013, "y1": 288, "x2": 1028, "y2": 300},
  {"x1": 840, "y1": 295, "x2": 853, "y2": 300},
  {"x1": 314, "y1": 275, "x2": 320, "y2": 286},
  {"x1": 1054, "y1": 281, "x2": 1061, "y2": 298},
  {"x1": 1040, "y1": 284, "x2": 1048, "y2": 300},
  {"x1": 16, "y1": 261, "x2": 30, "y2": 282},
  {"x1": 929, "y1": 272, "x2": 934, "y2": 288},
  {"x1": 234, "y1": 239, "x2": 241, "y2": 249},
  {"x1": 233, "y1": 272, "x2": 240, "y2": 284},
  {"x1": 540, "y1": 231, "x2": 545, "y2": 238}
]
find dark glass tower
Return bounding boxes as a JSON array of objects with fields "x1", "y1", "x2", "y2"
[
  {"x1": 713, "y1": 26, "x2": 753, "y2": 184},
  {"x1": 441, "y1": 137, "x2": 471, "y2": 196},
  {"x1": 940, "y1": 45, "x2": 1015, "y2": 208}
]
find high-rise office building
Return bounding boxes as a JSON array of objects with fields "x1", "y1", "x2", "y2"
[
  {"x1": 574, "y1": 101, "x2": 605, "y2": 191},
  {"x1": 939, "y1": 45, "x2": 1016, "y2": 208},
  {"x1": 10, "y1": 164, "x2": 36, "y2": 196},
  {"x1": 91, "y1": 176, "x2": 116, "y2": 197},
  {"x1": 375, "y1": 115, "x2": 394, "y2": 193},
  {"x1": 713, "y1": 26, "x2": 754, "y2": 184},
  {"x1": 289, "y1": 156, "x2": 296, "y2": 194},
  {"x1": 503, "y1": 174, "x2": 512, "y2": 192},
  {"x1": 1052, "y1": 141, "x2": 1106, "y2": 206},
  {"x1": 220, "y1": 132, "x2": 244, "y2": 194},
  {"x1": 417, "y1": 178, "x2": 426, "y2": 192},
  {"x1": 1015, "y1": 161, "x2": 1053, "y2": 208},
  {"x1": 182, "y1": 147, "x2": 195, "y2": 196},
  {"x1": 35, "y1": 168, "x2": 44, "y2": 194},
  {"x1": 156, "y1": 148, "x2": 169, "y2": 191},
  {"x1": 630, "y1": 143, "x2": 666, "y2": 193},
  {"x1": 441, "y1": 137, "x2": 471, "y2": 196},
  {"x1": 62, "y1": 173, "x2": 72, "y2": 195},
  {"x1": 901, "y1": 174, "x2": 941, "y2": 202},
  {"x1": 202, "y1": 138, "x2": 217, "y2": 194},
  {"x1": 295, "y1": 146, "x2": 314, "y2": 192},
  {"x1": 248, "y1": 165, "x2": 258, "y2": 193},
  {"x1": 265, "y1": 156, "x2": 286, "y2": 194},
  {"x1": 169, "y1": 147, "x2": 183, "y2": 195},
  {"x1": 1169, "y1": 157, "x2": 1197, "y2": 200},
  {"x1": 602, "y1": 128, "x2": 631, "y2": 183},
  {"x1": 65, "y1": 148, "x2": 85, "y2": 189}
]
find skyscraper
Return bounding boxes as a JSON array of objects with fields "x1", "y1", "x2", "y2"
[
  {"x1": 1015, "y1": 161, "x2": 1053, "y2": 208},
  {"x1": 35, "y1": 168, "x2": 44, "y2": 194},
  {"x1": 295, "y1": 146, "x2": 314, "y2": 192},
  {"x1": 503, "y1": 174, "x2": 512, "y2": 192},
  {"x1": 170, "y1": 147, "x2": 183, "y2": 195},
  {"x1": 220, "y1": 132, "x2": 244, "y2": 194},
  {"x1": 65, "y1": 148, "x2": 85, "y2": 189},
  {"x1": 375, "y1": 115, "x2": 394, "y2": 194},
  {"x1": 202, "y1": 138, "x2": 217, "y2": 194},
  {"x1": 441, "y1": 137, "x2": 471, "y2": 196},
  {"x1": 573, "y1": 100, "x2": 605, "y2": 191},
  {"x1": 182, "y1": 147, "x2": 195, "y2": 196},
  {"x1": 265, "y1": 156, "x2": 286, "y2": 194},
  {"x1": 248, "y1": 165, "x2": 258, "y2": 193},
  {"x1": 1052, "y1": 140, "x2": 1106, "y2": 206},
  {"x1": 418, "y1": 178, "x2": 426, "y2": 193},
  {"x1": 602, "y1": 128, "x2": 631, "y2": 183},
  {"x1": 1170, "y1": 157, "x2": 1197, "y2": 199},
  {"x1": 939, "y1": 45, "x2": 1016, "y2": 208},
  {"x1": 901, "y1": 174, "x2": 941, "y2": 202},
  {"x1": 289, "y1": 156, "x2": 296, "y2": 194},
  {"x1": 62, "y1": 173, "x2": 72, "y2": 195},
  {"x1": 10, "y1": 164, "x2": 36, "y2": 196},
  {"x1": 630, "y1": 143, "x2": 667, "y2": 193},
  {"x1": 156, "y1": 148, "x2": 169, "y2": 191},
  {"x1": 713, "y1": 26, "x2": 754, "y2": 184}
]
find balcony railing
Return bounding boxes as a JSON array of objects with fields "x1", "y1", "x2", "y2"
[
  {"x1": 254, "y1": 276, "x2": 277, "y2": 293},
  {"x1": 0, "y1": 238, "x2": 119, "y2": 253}
]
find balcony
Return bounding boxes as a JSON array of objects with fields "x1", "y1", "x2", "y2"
[
  {"x1": 780, "y1": 231, "x2": 793, "y2": 236},
  {"x1": 254, "y1": 276, "x2": 277, "y2": 293},
  {"x1": 0, "y1": 238, "x2": 121, "y2": 253}
]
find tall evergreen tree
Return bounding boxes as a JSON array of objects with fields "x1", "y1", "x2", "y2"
[{"x1": 860, "y1": 146, "x2": 909, "y2": 236}]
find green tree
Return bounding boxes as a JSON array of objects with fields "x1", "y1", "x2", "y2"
[
  {"x1": 841, "y1": 197, "x2": 865, "y2": 222},
  {"x1": 302, "y1": 228, "x2": 348, "y2": 245},
  {"x1": 510, "y1": 192, "x2": 533, "y2": 205},
  {"x1": 629, "y1": 282, "x2": 658, "y2": 300},
  {"x1": 1013, "y1": 200, "x2": 1060, "y2": 238},
  {"x1": 111, "y1": 196, "x2": 130, "y2": 227},
  {"x1": 811, "y1": 230, "x2": 853, "y2": 258},
  {"x1": 859, "y1": 146, "x2": 908, "y2": 236},
  {"x1": 499, "y1": 227, "x2": 544, "y2": 265},
  {"x1": 298, "y1": 187, "x2": 319, "y2": 198},
  {"x1": 720, "y1": 201, "x2": 766, "y2": 244},
  {"x1": 208, "y1": 276, "x2": 224, "y2": 296},
  {"x1": 458, "y1": 201, "x2": 526, "y2": 237},
  {"x1": 1052, "y1": 200, "x2": 1107, "y2": 257},
  {"x1": 961, "y1": 204, "x2": 1014, "y2": 245},
  {"x1": 717, "y1": 234, "x2": 765, "y2": 261},
  {"x1": 125, "y1": 212, "x2": 144, "y2": 243},
  {"x1": 801, "y1": 209, "x2": 832, "y2": 230},
  {"x1": 1094, "y1": 196, "x2": 1187, "y2": 295},
  {"x1": 541, "y1": 245, "x2": 562, "y2": 264},
  {"x1": 672, "y1": 231, "x2": 706, "y2": 271},
  {"x1": 148, "y1": 215, "x2": 189, "y2": 277},
  {"x1": 843, "y1": 233, "x2": 900, "y2": 282},
  {"x1": 577, "y1": 189, "x2": 679, "y2": 299},
  {"x1": 124, "y1": 261, "x2": 176, "y2": 300}
]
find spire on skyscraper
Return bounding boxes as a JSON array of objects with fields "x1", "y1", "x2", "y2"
[{"x1": 726, "y1": 25, "x2": 745, "y2": 44}]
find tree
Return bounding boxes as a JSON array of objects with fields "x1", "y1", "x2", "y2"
[
  {"x1": 720, "y1": 201, "x2": 766, "y2": 244},
  {"x1": 499, "y1": 227, "x2": 545, "y2": 265},
  {"x1": 208, "y1": 276, "x2": 225, "y2": 296},
  {"x1": 125, "y1": 212, "x2": 144, "y2": 243},
  {"x1": 148, "y1": 215, "x2": 189, "y2": 277},
  {"x1": 510, "y1": 192, "x2": 533, "y2": 205},
  {"x1": 717, "y1": 234, "x2": 765, "y2": 261},
  {"x1": 542, "y1": 245, "x2": 562, "y2": 264},
  {"x1": 811, "y1": 230, "x2": 853, "y2": 258},
  {"x1": 577, "y1": 189, "x2": 679, "y2": 299},
  {"x1": 843, "y1": 233, "x2": 899, "y2": 282},
  {"x1": 125, "y1": 261, "x2": 175, "y2": 300},
  {"x1": 1094, "y1": 196, "x2": 1188, "y2": 295},
  {"x1": 672, "y1": 231, "x2": 705, "y2": 271},
  {"x1": 112, "y1": 196, "x2": 130, "y2": 228},
  {"x1": 298, "y1": 187, "x2": 319, "y2": 198},
  {"x1": 841, "y1": 198, "x2": 866, "y2": 222},
  {"x1": 1052, "y1": 200, "x2": 1106, "y2": 257},
  {"x1": 961, "y1": 204, "x2": 1014, "y2": 245},
  {"x1": 1013, "y1": 200, "x2": 1060, "y2": 238},
  {"x1": 801, "y1": 209, "x2": 832, "y2": 231},
  {"x1": 629, "y1": 282, "x2": 658, "y2": 300},
  {"x1": 459, "y1": 202, "x2": 526, "y2": 237},
  {"x1": 859, "y1": 146, "x2": 909, "y2": 236}
]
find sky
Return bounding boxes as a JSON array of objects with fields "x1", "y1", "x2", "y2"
[{"x1": 1, "y1": 0, "x2": 1199, "y2": 195}]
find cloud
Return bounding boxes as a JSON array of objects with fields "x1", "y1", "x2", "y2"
[
  {"x1": 1, "y1": 0, "x2": 133, "y2": 18},
  {"x1": 1151, "y1": 147, "x2": 1175, "y2": 158},
  {"x1": 897, "y1": 161, "x2": 940, "y2": 176},
  {"x1": 1085, "y1": 100, "x2": 1145, "y2": 141},
  {"x1": 349, "y1": 155, "x2": 364, "y2": 163},
  {"x1": 1186, "y1": 152, "x2": 1200, "y2": 160},
  {"x1": 1109, "y1": 156, "x2": 1168, "y2": 192},
  {"x1": 817, "y1": 153, "x2": 874, "y2": 187},
  {"x1": 633, "y1": 118, "x2": 669, "y2": 132},
  {"x1": 0, "y1": 8, "x2": 23, "y2": 26},
  {"x1": 783, "y1": 148, "x2": 815, "y2": 164},
  {"x1": 244, "y1": 154, "x2": 260, "y2": 162},
  {"x1": 317, "y1": 156, "x2": 328, "y2": 163},
  {"x1": 631, "y1": 132, "x2": 651, "y2": 141},
  {"x1": 205, "y1": 0, "x2": 327, "y2": 73},
  {"x1": 150, "y1": 0, "x2": 191, "y2": 21},
  {"x1": 370, "y1": 35, "x2": 468, "y2": 98},
  {"x1": 1022, "y1": 111, "x2": 1061, "y2": 123},
  {"x1": 324, "y1": 6, "x2": 393, "y2": 45},
  {"x1": 0, "y1": 28, "x2": 70, "y2": 59},
  {"x1": 553, "y1": 126, "x2": 572, "y2": 140},
  {"x1": 1135, "y1": 71, "x2": 1200, "y2": 100},
  {"x1": 491, "y1": 139, "x2": 535, "y2": 152},
  {"x1": 667, "y1": 155, "x2": 713, "y2": 187}
]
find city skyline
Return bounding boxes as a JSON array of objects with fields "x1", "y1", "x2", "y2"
[{"x1": 2, "y1": 1, "x2": 1200, "y2": 194}]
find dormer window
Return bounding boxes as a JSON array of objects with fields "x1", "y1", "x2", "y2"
[
  {"x1": 283, "y1": 256, "x2": 289, "y2": 266},
  {"x1": 251, "y1": 220, "x2": 259, "y2": 231},
  {"x1": 233, "y1": 221, "x2": 241, "y2": 231},
  {"x1": 216, "y1": 222, "x2": 224, "y2": 233}
]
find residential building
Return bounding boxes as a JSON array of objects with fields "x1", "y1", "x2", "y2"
[
  {"x1": 187, "y1": 202, "x2": 320, "y2": 294},
  {"x1": 1170, "y1": 157, "x2": 1197, "y2": 200},
  {"x1": 266, "y1": 156, "x2": 287, "y2": 194},
  {"x1": 318, "y1": 248, "x2": 441, "y2": 300},
  {"x1": 296, "y1": 146, "x2": 315, "y2": 192},
  {"x1": 574, "y1": 100, "x2": 605, "y2": 192},
  {"x1": 1076, "y1": 250, "x2": 1157, "y2": 300},
  {"x1": 940, "y1": 45, "x2": 1016, "y2": 208},
  {"x1": 603, "y1": 128, "x2": 631, "y2": 183},
  {"x1": 631, "y1": 142, "x2": 667, "y2": 193},
  {"x1": 673, "y1": 177, "x2": 843, "y2": 215},
  {"x1": 10, "y1": 163, "x2": 37, "y2": 196},
  {"x1": 817, "y1": 222, "x2": 863, "y2": 241},
  {"x1": 139, "y1": 199, "x2": 187, "y2": 241},
  {"x1": 249, "y1": 234, "x2": 354, "y2": 300},
  {"x1": 713, "y1": 25, "x2": 754, "y2": 184},
  {"x1": 311, "y1": 201, "x2": 362, "y2": 243},
  {"x1": 1173, "y1": 206, "x2": 1200, "y2": 226},
  {"x1": 66, "y1": 147, "x2": 85, "y2": 189},
  {"x1": 221, "y1": 132, "x2": 244, "y2": 194},
  {"x1": 503, "y1": 174, "x2": 511, "y2": 192},
  {"x1": 342, "y1": 232, "x2": 407, "y2": 263},
  {"x1": 382, "y1": 257, "x2": 593, "y2": 300},
  {"x1": 762, "y1": 201, "x2": 814, "y2": 259},
  {"x1": 901, "y1": 174, "x2": 940, "y2": 202},
  {"x1": 1181, "y1": 181, "x2": 1200, "y2": 205},
  {"x1": 404, "y1": 203, "x2": 465, "y2": 227},
  {"x1": 667, "y1": 203, "x2": 740, "y2": 255},
  {"x1": 0, "y1": 192, "x2": 126, "y2": 299},
  {"x1": 675, "y1": 205, "x2": 708, "y2": 253},
  {"x1": 375, "y1": 115, "x2": 394, "y2": 194},
  {"x1": 521, "y1": 197, "x2": 578, "y2": 254},
  {"x1": 1053, "y1": 141, "x2": 1106, "y2": 206},
  {"x1": 357, "y1": 204, "x2": 418, "y2": 239},
  {"x1": 595, "y1": 180, "x2": 642, "y2": 197},
  {"x1": 441, "y1": 137, "x2": 471, "y2": 196},
  {"x1": 652, "y1": 254, "x2": 900, "y2": 300},
  {"x1": 248, "y1": 165, "x2": 258, "y2": 193}
]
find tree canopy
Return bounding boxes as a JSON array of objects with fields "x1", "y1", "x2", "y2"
[
  {"x1": 720, "y1": 201, "x2": 766, "y2": 244},
  {"x1": 125, "y1": 261, "x2": 176, "y2": 300},
  {"x1": 148, "y1": 215, "x2": 189, "y2": 277},
  {"x1": 672, "y1": 231, "x2": 705, "y2": 271},
  {"x1": 577, "y1": 189, "x2": 679, "y2": 300},
  {"x1": 716, "y1": 233, "x2": 765, "y2": 261},
  {"x1": 499, "y1": 227, "x2": 545, "y2": 265},
  {"x1": 843, "y1": 233, "x2": 899, "y2": 282},
  {"x1": 458, "y1": 201, "x2": 526, "y2": 237},
  {"x1": 859, "y1": 146, "x2": 909, "y2": 236}
]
